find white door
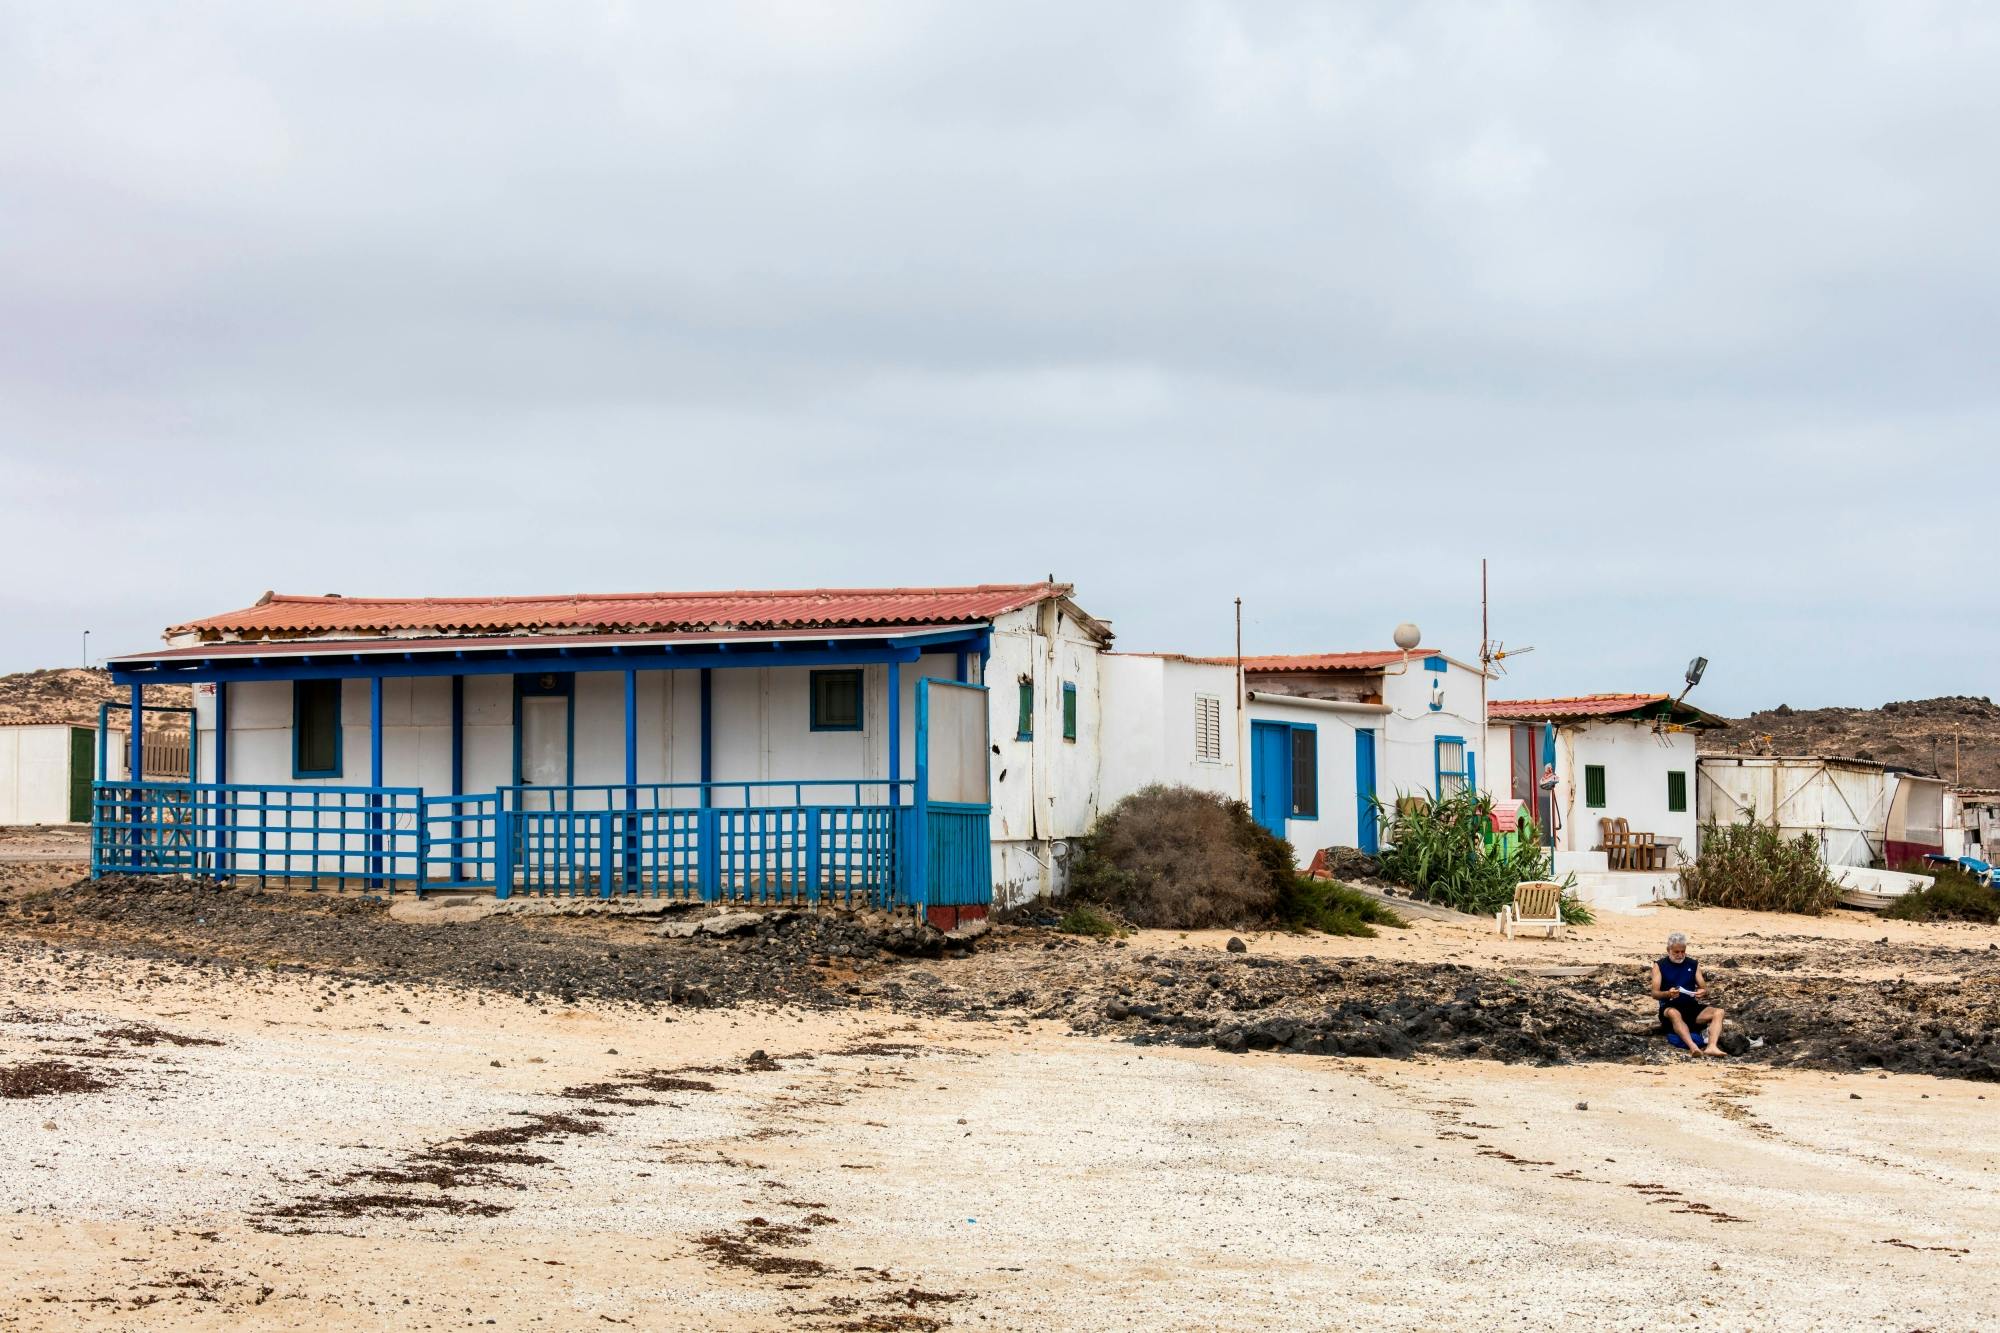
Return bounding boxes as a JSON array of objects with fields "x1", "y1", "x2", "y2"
[{"x1": 519, "y1": 695, "x2": 569, "y2": 809}]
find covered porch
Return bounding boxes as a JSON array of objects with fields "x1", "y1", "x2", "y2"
[{"x1": 90, "y1": 624, "x2": 995, "y2": 916}]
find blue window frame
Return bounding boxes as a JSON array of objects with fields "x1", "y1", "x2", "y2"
[
  {"x1": 292, "y1": 679, "x2": 342, "y2": 778},
  {"x1": 1434, "y1": 734, "x2": 1473, "y2": 798},
  {"x1": 1062, "y1": 682, "x2": 1078, "y2": 742},
  {"x1": 810, "y1": 669, "x2": 864, "y2": 732}
]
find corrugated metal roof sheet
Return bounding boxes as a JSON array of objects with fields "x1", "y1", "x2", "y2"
[
  {"x1": 1490, "y1": 693, "x2": 1727, "y2": 729},
  {"x1": 1487, "y1": 693, "x2": 1669, "y2": 719},
  {"x1": 168, "y1": 583, "x2": 1070, "y2": 639},
  {"x1": 1173, "y1": 650, "x2": 1430, "y2": 672}
]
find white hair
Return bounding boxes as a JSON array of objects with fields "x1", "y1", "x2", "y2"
[{"x1": 1666, "y1": 931, "x2": 1688, "y2": 947}]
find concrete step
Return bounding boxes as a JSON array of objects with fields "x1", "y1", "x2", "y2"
[{"x1": 1569, "y1": 869, "x2": 1681, "y2": 916}]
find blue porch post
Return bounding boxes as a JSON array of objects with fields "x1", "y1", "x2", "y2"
[
  {"x1": 954, "y1": 650, "x2": 969, "y2": 684},
  {"x1": 623, "y1": 667, "x2": 637, "y2": 891},
  {"x1": 214, "y1": 682, "x2": 230, "y2": 879},
  {"x1": 913, "y1": 677, "x2": 929, "y2": 913},
  {"x1": 370, "y1": 677, "x2": 384, "y2": 888},
  {"x1": 697, "y1": 667, "x2": 717, "y2": 899},
  {"x1": 449, "y1": 675, "x2": 464, "y2": 882},
  {"x1": 887, "y1": 660, "x2": 901, "y2": 805},
  {"x1": 127, "y1": 683, "x2": 143, "y2": 781},
  {"x1": 127, "y1": 682, "x2": 144, "y2": 866},
  {"x1": 698, "y1": 668, "x2": 713, "y2": 797}
]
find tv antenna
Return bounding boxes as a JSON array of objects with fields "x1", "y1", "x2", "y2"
[{"x1": 1478, "y1": 560, "x2": 1533, "y2": 675}]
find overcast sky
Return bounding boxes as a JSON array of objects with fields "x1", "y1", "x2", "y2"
[{"x1": 3, "y1": 2, "x2": 1995, "y2": 714}]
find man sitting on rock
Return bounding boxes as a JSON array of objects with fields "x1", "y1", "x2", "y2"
[{"x1": 1649, "y1": 931, "x2": 1726, "y2": 1057}]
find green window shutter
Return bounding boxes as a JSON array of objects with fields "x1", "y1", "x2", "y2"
[
  {"x1": 1667, "y1": 770, "x2": 1688, "y2": 813},
  {"x1": 1016, "y1": 681, "x2": 1034, "y2": 739},
  {"x1": 1061, "y1": 683, "x2": 1077, "y2": 741},
  {"x1": 1584, "y1": 764, "x2": 1606, "y2": 809}
]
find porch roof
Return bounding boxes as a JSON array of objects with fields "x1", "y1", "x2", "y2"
[{"x1": 106, "y1": 623, "x2": 988, "y2": 685}]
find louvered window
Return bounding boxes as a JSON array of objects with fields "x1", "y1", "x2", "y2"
[{"x1": 1194, "y1": 694, "x2": 1223, "y2": 762}]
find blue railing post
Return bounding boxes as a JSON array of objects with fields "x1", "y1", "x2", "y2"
[
  {"x1": 494, "y1": 795, "x2": 514, "y2": 899},
  {"x1": 804, "y1": 806, "x2": 822, "y2": 903},
  {"x1": 600, "y1": 810, "x2": 616, "y2": 899},
  {"x1": 699, "y1": 805, "x2": 720, "y2": 901}
]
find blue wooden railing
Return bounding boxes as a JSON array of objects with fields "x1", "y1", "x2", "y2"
[
  {"x1": 90, "y1": 777, "x2": 991, "y2": 911},
  {"x1": 91, "y1": 781, "x2": 424, "y2": 889}
]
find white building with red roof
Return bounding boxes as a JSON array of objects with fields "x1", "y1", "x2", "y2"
[
  {"x1": 102, "y1": 581, "x2": 1116, "y2": 916},
  {"x1": 1485, "y1": 693, "x2": 1727, "y2": 908},
  {"x1": 1100, "y1": 647, "x2": 1494, "y2": 857}
]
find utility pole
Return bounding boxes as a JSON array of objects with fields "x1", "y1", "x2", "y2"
[{"x1": 1234, "y1": 597, "x2": 1245, "y2": 802}]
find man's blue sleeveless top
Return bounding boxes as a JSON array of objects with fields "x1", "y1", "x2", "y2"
[{"x1": 1659, "y1": 955, "x2": 1698, "y2": 993}]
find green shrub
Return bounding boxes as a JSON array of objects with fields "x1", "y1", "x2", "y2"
[
  {"x1": 1678, "y1": 812, "x2": 1839, "y2": 915},
  {"x1": 1056, "y1": 902, "x2": 1129, "y2": 937},
  {"x1": 1069, "y1": 785, "x2": 1295, "y2": 929},
  {"x1": 1883, "y1": 865, "x2": 2000, "y2": 923},
  {"x1": 1275, "y1": 876, "x2": 1406, "y2": 937},
  {"x1": 1373, "y1": 789, "x2": 1580, "y2": 920}
]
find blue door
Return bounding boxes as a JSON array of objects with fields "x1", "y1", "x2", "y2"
[
  {"x1": 1251, "y1": 722, "x2": 1293, "y2": 838},
  {"x1": 1354, "y1": 728, "x2": 1379, "y2": 855}
]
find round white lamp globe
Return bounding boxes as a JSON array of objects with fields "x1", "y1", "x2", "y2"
[{"x1": 1392, "y1": 622, "x2": 1422, "y2": 652}]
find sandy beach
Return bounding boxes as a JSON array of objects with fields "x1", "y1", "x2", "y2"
[{"x1": 3, "y1": 876, "x2": 1997, "y2": 1330}]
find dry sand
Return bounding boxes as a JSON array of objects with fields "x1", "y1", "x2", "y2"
[{"x1": 4, "y1": 934, "x2": 1997, "y2": 1331}]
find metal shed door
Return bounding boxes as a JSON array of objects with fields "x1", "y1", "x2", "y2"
[{"x1": 69, "y1": 727, "x2": 94, "y2": 823}]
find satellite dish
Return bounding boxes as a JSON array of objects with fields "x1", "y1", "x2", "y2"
[
  {"x1": 1685, "y1": 656, "x2": 1708, "y2": 689},
  {"x1": 1393, "y1": 623, "x2": 1423, "y2": 652}
]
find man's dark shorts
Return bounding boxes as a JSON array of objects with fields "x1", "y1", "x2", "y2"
[{"x1": 1659, "y1": 995, "x2": 1707, "y2": 1031}]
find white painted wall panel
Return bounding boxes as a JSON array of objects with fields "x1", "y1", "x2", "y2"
[{"x1": 0, "y1": 726, "x2": 81, "y2": 825}]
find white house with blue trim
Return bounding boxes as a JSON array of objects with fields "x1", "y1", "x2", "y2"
[
  {"x1": 1098, "y1": 647, "x2": 1494, "y2": 861},
  {"x1": 95, "y1": 583, "x2": 1119, "y2": 923}
]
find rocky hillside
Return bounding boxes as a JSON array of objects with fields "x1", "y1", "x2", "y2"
[
  {"x1": 0, "y1": 668, "x2": 192, "y2": 729},
  {"x1": 1701, "y1": 695, "x2": 2000, "y2": 788}
]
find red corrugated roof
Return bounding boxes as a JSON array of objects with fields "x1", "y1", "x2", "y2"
[
  {"x1": 1488, "y1": 693, "x2": 1670, "y2": 720},
  {"x1": 1171, "y1": 650, "x2": 1432, "y2": 672},
  {"x1": 168, "y1": 583, "x2": 1072, "y2": 639}
]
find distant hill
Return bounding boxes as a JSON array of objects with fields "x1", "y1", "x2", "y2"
[
  {"x1": 0, "y1": 668, "x2": 193, "y2": 729},
  {"x1": 1701, "y1": 695, "x2": 2000, "y2": 788}
]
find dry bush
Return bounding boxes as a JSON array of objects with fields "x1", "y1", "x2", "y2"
[
  {"x1": 1678, "y1": 813, "x2": 1839, "y2": 915},
  {"x1": 1069, "y1": 785, "x2": 1294, "y2": 929}
]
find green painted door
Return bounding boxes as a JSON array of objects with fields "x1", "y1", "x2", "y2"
[{"x1": 68, "y1": 727, "x2": 94, "y2": 823}]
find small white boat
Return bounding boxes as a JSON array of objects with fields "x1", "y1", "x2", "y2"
[{"x1": 1832, "y1": 865, "x2": 1934, "y2": 912}]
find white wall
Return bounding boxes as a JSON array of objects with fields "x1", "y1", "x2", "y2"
[
  {"x1": 986, "y1": 603, "x2": 1110, "y2": 905},
  {"x1": 200, "y1": 655, "x2": 974, "y2": 802},
  {"x1": 1487, "y1": 719, "x2": 1700, "y2": 857},
  {"x1": 0, "y1": 726, "x2": 81, "y2": 825},
  {"x1": 1098, "y1": 655, "x2": 1238, "y2": 807},
  {"x1": 1375, "y1": 658, "x2": 1490, "y2": 803},
  {"x1": 1243, "y1": 695, "x2": 1379, "y2": 860}
]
